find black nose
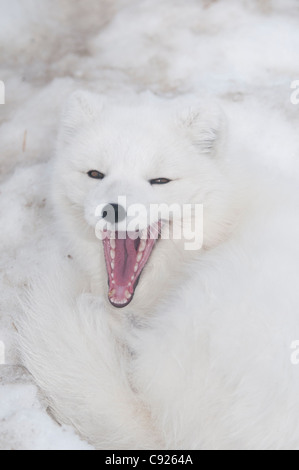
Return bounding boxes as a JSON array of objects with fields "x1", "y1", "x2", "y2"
[{"x1": 102, "y1": 203, "x2": 126, "y2": 224}]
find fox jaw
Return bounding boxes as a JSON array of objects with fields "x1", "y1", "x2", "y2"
[{"x1": 53, "y1": 91, "x2": 235, "y2": 311}]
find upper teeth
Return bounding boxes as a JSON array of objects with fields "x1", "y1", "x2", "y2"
[{"x1": 139, "y1": 240, "x2": 146, "y2": 252}]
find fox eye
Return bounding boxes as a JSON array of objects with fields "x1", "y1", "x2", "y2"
[
  {"x1": 150, "y1": 178, "x2": 172, "y2": 185},
  {"x1": 87, "y1": 170, "x2": 105, "y2": 180}
]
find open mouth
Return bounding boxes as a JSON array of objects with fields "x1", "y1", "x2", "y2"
[{"x1": 102, "y1": 225, "x2": 160, "y2": 308}]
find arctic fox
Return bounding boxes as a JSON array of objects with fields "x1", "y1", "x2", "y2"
[{"x1": 21, "y1": 91, "x2": 299, "y2": 450}]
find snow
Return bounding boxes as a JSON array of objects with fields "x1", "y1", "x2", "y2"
[{"x1": 0, "y1": 0, "x2": 299, "y2": 450}]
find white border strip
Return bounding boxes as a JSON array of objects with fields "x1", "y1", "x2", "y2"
[
  {"x1": 0, "y1": 81, "x2": 5, "y2": 105},
  {"x1": 0, "y1": 341, "x2": 5, "y2": 365}
]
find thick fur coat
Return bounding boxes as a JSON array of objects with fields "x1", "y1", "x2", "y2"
[{"x1": 20, "y1": 92, "x2": 299, "y2": 450}]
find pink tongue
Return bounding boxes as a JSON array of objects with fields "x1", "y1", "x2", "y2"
[
  {"x1": 103, "y1": 228, "x2": 159, "y2": 307},
  {"x1": 114, "y1": 236, "x2": 137, "y2": 286}
]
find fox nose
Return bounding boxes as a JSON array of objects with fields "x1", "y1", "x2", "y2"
[{"x1": 102, "y1": 203, "x2": 126, "y2": 224}]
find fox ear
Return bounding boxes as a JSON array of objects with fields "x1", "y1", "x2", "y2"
[
  {"x1": 179, "y1": 103, "x2": 226, "y2": 157},
  {"x1": 60, "y1": 90, "x2": 103, "y2": 139}
]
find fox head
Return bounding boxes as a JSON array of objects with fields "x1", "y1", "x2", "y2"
[{"x1": 53, "y1": 91, "x2": 237, "y2": 313}]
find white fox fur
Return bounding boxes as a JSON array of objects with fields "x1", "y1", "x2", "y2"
[{"x1": 20, "y1": 92, "x2": 299, "y2": 450}]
